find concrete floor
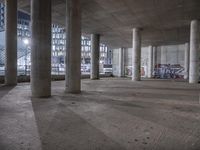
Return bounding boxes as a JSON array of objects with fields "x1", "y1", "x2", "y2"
[{"x1": 0, "y1": 78, "x2": 200, "y2": 150}]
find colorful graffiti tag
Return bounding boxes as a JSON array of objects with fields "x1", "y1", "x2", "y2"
[
  {"x1": 125, "y1": 66, "x2": 147, "y2": 77},
  {"x1": 124, "y1": 64, "x2": 185, "y2": 79},
  {"x1": 153, "y1": 64, "x2": 184, "y2": 79}
]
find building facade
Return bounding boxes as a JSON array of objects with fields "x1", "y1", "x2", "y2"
[{"x1": 0, "y1": 3, "x2": 112, "y2": 75}]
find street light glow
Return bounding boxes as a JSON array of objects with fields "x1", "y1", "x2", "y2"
[{"x1": 23, "y1": 38, "x2": 29, "y2": 45}]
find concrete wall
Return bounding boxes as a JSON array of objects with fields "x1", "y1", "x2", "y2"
[
  {"x1": 112, "y1": 44, "x2": 186, "y2": 78},
  {"x1": 158, "y1": 45, "x2": 185, "y2": 66},
  {"x1": 112, "y1": 49, "x2": 120, "y2": 76}
]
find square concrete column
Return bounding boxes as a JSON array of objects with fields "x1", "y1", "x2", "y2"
[
  {"x1": 91, "y1": 34, "x2": 100, "y2": 80},
  {"x1": 184, "y1": 43, "x2": 189, "y2": 80},
  {"x1": 147, "y1": 45, "x2": 153, "y2": 78},
  {"x1": 5, "y1": 0, "x2": 17, "y2": 85},
  {"x1": 65, "y1": 0, "x2": 81, "y2": 93},
  {"x1": 119, "y1": 47, "x2": 125, "y2": 77},
  {"x1": 132, "y1": 28, "x2": 141, "y2": 81},
  {"x1": 153, "y1": 46, "x2": 157, "y2": 76},
  {"x1": 189, "y1": 20, "x2": 199, "y2": 84},
  {"x1": 31, "y1": 0, "x2": 52, "y2": 97}
]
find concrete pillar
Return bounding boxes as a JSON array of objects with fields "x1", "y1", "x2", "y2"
[
  {"x1": 184, "y1": 43, "x2": 189, "y2": 80},
  {"x1": 153, "y1": 46, "x2": 157, "y2": 76},
  {"x1": 189, "y1": 20, "x2": 199, "y2": 84},
  {"x1": 91, "y1": 34, "x2": 100, "y2": 80},
  {"x1": 119, "y1": 47, "x2": 125, "y2": 77},
  {"x1": 65, "y1": 0, "x2": 81, "y2": 93},
  {"x1": 147, "y1": 46, "x2": 153, "y2": 78},
  {"x1": 31, "y1": 0, "x2": 52, "y2": 97},
  {"x1": 5, "y1": 0, "x2": 17, "y2": 85},
  {"x1": 132, "y1": 28, "x2": 141, "y2": 81}
]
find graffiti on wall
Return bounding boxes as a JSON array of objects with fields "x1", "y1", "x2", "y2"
[
  {"x1": 125, "y1": 66, "x2": 132, "y2": 76},
  {"x1": 125, "y1": 64, "x2": 185, "y2": 79},
  {"x1": 125, "y1": 66, "x2": 147, "y2": 77},
  {"x1": 153, "y1": 64, "x2": 184, "y2": 79}
]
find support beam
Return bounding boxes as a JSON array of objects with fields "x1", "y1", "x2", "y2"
[
  {"x1": 119, "y1": 47, "x2": 125, "y2": 77},
  {"x1": 132, "y1": 28, "x2": 141, "y2": 81},
  {"x1": 5, "y1": 0, "x2": 17, "y2": 85},
  {"x1": 184, "y1": 43, "x2": 189, "y2": 80},
  {"x1": 189, "y1": 20, "x2": 199, "y2": 84},
  {"x1": 91, "y1": 34, "x2": 100, "y2": 80},
  {"x1": 147, "y1": 45, "x2": 153, "y2": 78},
  {"x1": 65, "y1": 0, "x2": 81, "y2": 93},
  {"x1": 31, "y1": 0, "x2": 52, "y2": 97}
]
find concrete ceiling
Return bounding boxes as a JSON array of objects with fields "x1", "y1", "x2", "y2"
[{"x1": 2, "y1": 0, "x2": 200, "y2": 48}]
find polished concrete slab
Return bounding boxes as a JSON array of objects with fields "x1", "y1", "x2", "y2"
[{"x1": 0, "y1": 78, "x2": 200, "y2": 150}]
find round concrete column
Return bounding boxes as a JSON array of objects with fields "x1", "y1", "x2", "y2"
[
  {"x1": 91, "y1": 34, "x2": 100, "y2": 80},
  {"x1": 5, "y1": 0, "x2": 17, "y2": 85},
  {"x1": 65, "y1": 0, "x2": 81, "y2": 93},
  {"x1": 189, "y1": 20, "x2": 199, "y2": 84},
  {"x1": 132, "y1": 28, "x2": 141, "y2": 81},
  {"x1": 184, "y1": 43, "x2": 189, "y2": 80},
  {"x1": 31, "y1": 0, "x2": 52, "y2": 97},
  {"x1": 119, "y1": 47, "x2": 125, "y2": 77},
  {"x1": 148, "y1": 45, "x2": 153, "y2": 78}
]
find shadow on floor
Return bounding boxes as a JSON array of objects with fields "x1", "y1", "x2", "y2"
[
  {"x1": 30, "y1": 95, "x2": 125, "y2": 150},
  {"x1": 0, "y1": 85, "x2": 16, "y2": 100}
]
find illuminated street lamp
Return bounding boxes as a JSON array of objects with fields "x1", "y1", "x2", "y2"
[{"x1": 23, "y1": 38, "x2": 29, "y2": 45}]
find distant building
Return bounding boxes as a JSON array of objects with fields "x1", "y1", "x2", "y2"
[{"x1": 0, "y1": 3, "x2": 112, "y2": 75}]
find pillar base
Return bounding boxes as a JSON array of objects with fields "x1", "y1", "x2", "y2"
[
  {"x1": 65, "y1": 89, "x2": 81, "y2": 94},
  {"x1": 31, "y1": 95, "x2": 51, "y2": 98},
  {"x1": 132, "y1": 78, "x2": 141, "y2": 81},
  {"x1": 90, "y1": 77, "x2": 100, "y2": 80},
  {"x1": 5, "y1": 82, "x2": 17, "y2": 86}
]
